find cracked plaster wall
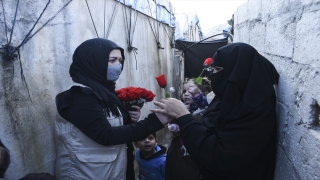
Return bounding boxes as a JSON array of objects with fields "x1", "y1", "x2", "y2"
[
  {"x1": 0, "y1": 0, "x2": 174, "y2": 179},
  {"x1": 234, "y1": 0, "x2": 320, "y2": 179}
]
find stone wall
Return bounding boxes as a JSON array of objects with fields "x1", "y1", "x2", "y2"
[
  {"x1": 234, "y1": 0, "x2": 320, "y2": 179},
  {"x1": 0, "y1": 0, "x2": 175, "y2": 179}
]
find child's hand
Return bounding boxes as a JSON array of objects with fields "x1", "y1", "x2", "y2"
[{"x1": 128, "y1": 106, "x2": 141, "y2": 122}]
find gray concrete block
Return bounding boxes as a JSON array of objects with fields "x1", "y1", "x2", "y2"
[
  {"x1": 235, "y1": 2, "x2": 248, "y2": 25},
  {"x1": 301, "y1": 0, "x2": 320, "y2": 6},
  {"x1": 246, "y1": 0, "x2": 262, "y2": 21},
  {"x1": 294, "y1": 11, "x2": 320, "y2": 67},
  {"x1": 262, "y1": 0, "x2": 303, "y2": 23},
  {"x1": 274, "y1": 146, "x2": 299, "y2": 180},
  {"x1": 233, "y1": 23, "x2": 250, "y2": 44},
  {"x1": 265, "y1": 13, "x2": 296, "y2": 58},
  {"x1": 248, "y1": 21, "x2": 266, "y2": 53}
]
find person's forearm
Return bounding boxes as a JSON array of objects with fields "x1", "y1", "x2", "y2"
[
  {"x1": 61, "y1": 90, "x2": 164, "y2": 146},
  {"x1": 176, "y1": 114, "x2": 218, "y2": 163},
  {"x1": 88, "y1": 113, "x2": 164, "y2": 146}
]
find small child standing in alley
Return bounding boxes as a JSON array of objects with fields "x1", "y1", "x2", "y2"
[{"x1": 134, "y1": 133, "x2": 166, "y2": 180}]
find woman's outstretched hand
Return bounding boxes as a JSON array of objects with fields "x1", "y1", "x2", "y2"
[
  {"x1": 154, "y1": 112, "x2": 174, "y2": 125},
  {"x1": 151, "y1": 98, "x2": 190, "y2": 119},
  {"x1": 128, "y1": 106, "x2": 141, "y2": 122}
]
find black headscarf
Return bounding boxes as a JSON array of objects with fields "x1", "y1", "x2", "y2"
[
  {"x1": 69, "y1": 38, "x2": 126, "y2": 117},
  {"x1": 203, "y1": 42, "x2": 279, "y2": 128},
  {"x1": 211, "y1": 42, "x2": 279, "y2": 107},
  {"x1": 199, "y1": 43, "x2": 279, "y2": 179}
]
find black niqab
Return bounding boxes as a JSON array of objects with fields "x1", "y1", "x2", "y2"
[
  {"x1": 69, "y1": 38, "x2": 126, "y2": 117},
  {"x1": 203, "y1": 42, "x2": 279, "y2": 128},
  {"x1": 211, "y1": 42, "x2": 279, "y2": 107},
  {"x1": 198, "y1": 43, "x2": 279, "y2": 179}
]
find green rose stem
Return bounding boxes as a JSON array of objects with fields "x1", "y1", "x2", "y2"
[{"x1": 195, "y1": 69, "x2": 205, "y2": 85}]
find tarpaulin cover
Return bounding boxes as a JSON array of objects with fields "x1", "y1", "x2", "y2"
[
  {"x1": 175, "y1": 11, "x2": 201, "y2": 40},
  {"x1": 175, "y1": 39, "x2": 228, "y2": 78},
  {"x1": 118, "y1": 0, "x2": 175, "y2": 27}
]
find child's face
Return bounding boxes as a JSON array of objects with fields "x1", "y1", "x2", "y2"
[
  {"x1": 182, "y1": 83, "x2": 194, "y2": 105},
  {"x1": 134, "y1": 134, "x2": 157, "y2": 152},
  {"x1": 183, "y1": 82, "x2": 200, "y2": 104},
  {"x1": 188, "y1": 83, "x2": 200, "y2": 96}
]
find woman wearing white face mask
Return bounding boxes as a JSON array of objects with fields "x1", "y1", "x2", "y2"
[{"x1": 55, "y1": 38, "x2": 171, "y2": 180}]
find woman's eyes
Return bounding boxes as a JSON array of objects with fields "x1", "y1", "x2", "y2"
[{"x1": 109, "y1": 59, "x2": 122, "y2": 63}]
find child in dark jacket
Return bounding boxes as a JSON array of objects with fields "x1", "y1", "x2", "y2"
[
  {"x1": 182, "y1": 79, "x2": 208, "y2": 113},
  {"x1": 134, "y1": 133, "x2": 166, "y2": 180}
]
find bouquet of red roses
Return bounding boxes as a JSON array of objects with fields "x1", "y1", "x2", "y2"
[{"x1": 116, "y1": 86, "x2": 156, "y2": 110}]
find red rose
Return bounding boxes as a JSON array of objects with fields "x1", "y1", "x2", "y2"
[
  {"x1": 127, "y1": 87, "x2": 138, "y2": 101},
  {"x1": 116, "y1": 86, "x2": 155, "y2": 104},
  {"x1": 156, "y1": 74, "x2": 167, "y2": 88},
  {"x1": 117, "y1": 91, "x2": 129, "y2": 101},
  {"x1": 134, "y1": 87, "x2": 145, "y2": 99},
  {"x1": 203, "y1": 57, "x2": 213, "y2": 67},
  {"x1": 143, "y1": 90, "x2": 156, "y2": 102}
]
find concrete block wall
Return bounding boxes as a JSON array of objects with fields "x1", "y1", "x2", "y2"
[
  {"x1": 0, "y1": 0, "x2": 175, "y2": 179},
  {"x1": 234, "y1": 0, "x2": 320, "y2": 179}
]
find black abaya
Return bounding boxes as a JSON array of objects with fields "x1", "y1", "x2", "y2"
[{"x1": 175, "y1": 43, "x2": 279, "y2": 180}]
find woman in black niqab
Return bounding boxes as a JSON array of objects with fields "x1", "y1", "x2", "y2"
[{"x1": 153, "y1": 43, "x2": 279, "y2": 180}]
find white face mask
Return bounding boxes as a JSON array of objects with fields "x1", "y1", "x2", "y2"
[{"x1": 106, "y1": 64, "x2": 122, "y2": 81}]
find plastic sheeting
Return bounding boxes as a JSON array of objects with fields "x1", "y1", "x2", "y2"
[
  {"x1": 174, "y1": 10, "x2": 202, "y2": 40},
  {"x1": 203, "y1": 24, "x2": 232, "y2": 40},
  {"x1": 175, "y1": 38, "x2": 228, "y2": 78},
  {"x1": 117, "y1": 0, "x2": 205, "y2": 40},
  {"x1": 117, "y1": 0, "x2": 175, "y2": 27}
]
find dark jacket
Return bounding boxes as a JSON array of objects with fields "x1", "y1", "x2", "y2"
[{"x1": 166, "y1": 137, "x2": 200, "y2": 180}]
